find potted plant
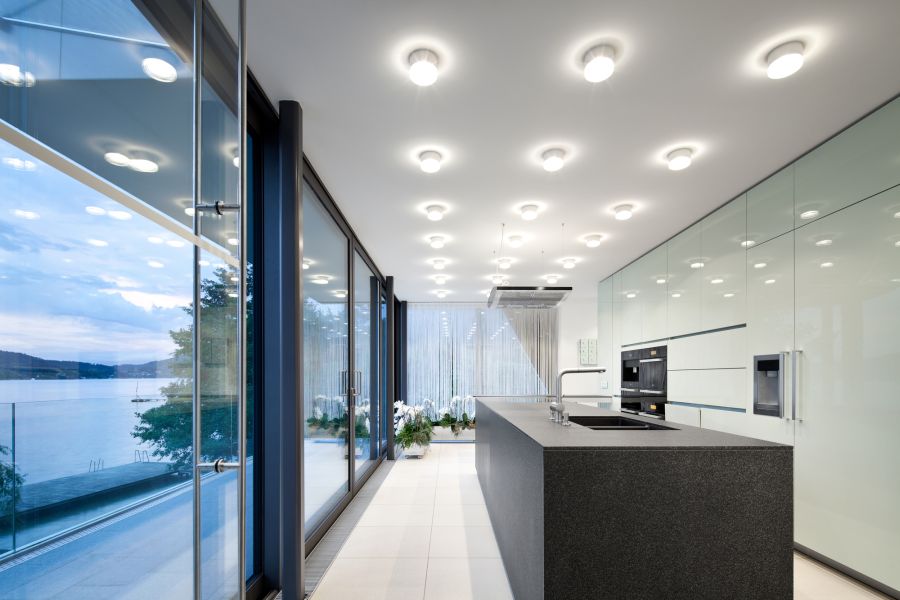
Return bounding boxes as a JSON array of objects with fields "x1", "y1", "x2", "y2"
[
  {"x1": 431, "y1": 396, "x2": 477, "y2": 441},
  {"x1": 394, "y1": 401, "x2": 433, "y2": 458}
]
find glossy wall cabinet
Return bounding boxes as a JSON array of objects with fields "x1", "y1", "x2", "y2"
[
  {"x1": 666, "y1": 221, "x2": 703, "y2": 336},
  {"x1": 793, "y1": 186, "x2": 900, "y2": 592},
  {"x1": 747, "y1": 166, "x2": 794, "y2": 246},
  {"x1": 700, "y1": 195, "x2": 746, "y2": 330},
  {"x1": 794, "y1": 97, "x2": 900, "y2": 227}
]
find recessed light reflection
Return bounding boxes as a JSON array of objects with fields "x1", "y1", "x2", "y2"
[
  {"x1": 723, "y1": 293, "x2": 735, "y2": 298},
  {"x1": 656, "y1": 278, "x2": 666, "y2": 285},
  {"x1": 800, "y1": 210, "x2": 819, "y2": 220},
  {"x1": 710, "y1": 278, "x2": 724, "y2": 284},
  {"x1": 765, "y1": 279, "x2": 776, "y2": 285},
  {"x1": 690, "y1": 261, "x2": 704, "y2": 269},
  {"x1": 820, "y1": 261, "x2": 834, "y2": 268},
  {"x1": 227, "y1": 238, "x2": 239, "y2": 246},
  {"x1": 741, "y1": 240, "x2": 756, "y2": 248},
  {"x1": 671, "y1": 292, "x2": 682, "y2": 298},
  {"x1": 184, "y1": 207, "x2": 195, "y2": 217},
  {"x1": 815, "y1": 239, "x2": 832, "y2": 247},
  {"x1": 85, "y1": 206, "x2": 107, "y2": 216},
  {"x1": 107, "y1": 210, "x2": 131, "y2": 221},
  {"x1": 2, "y1": 157, "x2": 36, "y2": 171},
  {"x1": 754, "y1": 262, "x2": 767, "y2": 269},
  {"x1": 141, "y1": 57, "x2": 178, "y2": 83},
  {"x1": 302, "y1": 259, "x2": 312, "y2": 270}
]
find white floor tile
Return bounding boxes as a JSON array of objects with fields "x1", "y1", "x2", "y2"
[
  {"x1": 433, "y1": 484, "x2": 485, "y2": 505},
  {"x1": 311, "y1": 557, "x2": 428, "y2": 600},
  {"x1": 370, "y1": 485, "x2": 437, "y2": 505},
  {"x1": 432, "y1": 503, "x2": 491, "y2": 527},
  {"x1": 424, "y1": 558, "x2": 513, "y2": 600},
  {"x1": 359, "y1": 503, "x2": 435, "y2": 527},
  {"x1": 338, "y1": 525, "x2": 431, "y2": 558},
  {"x1": 429, "y1": 526, "x2": 500, "y2": 558},
  {"x1": 793, "y1": 554, "x2": 890, "y2": 599}
]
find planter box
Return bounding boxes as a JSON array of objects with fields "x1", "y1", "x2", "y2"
[
  {"x1": 400, "y1": 443, "x2": 429, "y2": 458},
  {"x1": 432, "y1": 426, "x2": 476, "y2": 442}
]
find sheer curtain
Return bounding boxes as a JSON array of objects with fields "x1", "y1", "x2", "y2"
[{"x1": 406, "y1": 303, "x2": 558, "y2": 418}]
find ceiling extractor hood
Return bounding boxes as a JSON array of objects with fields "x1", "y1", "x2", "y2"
[{"x1": 487, "y1": 286, "x2": 572, "y2": 308}]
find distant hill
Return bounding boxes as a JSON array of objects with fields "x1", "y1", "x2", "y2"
[{"x1": 0, "y1": 350, "x2": 175, "y2": 380}]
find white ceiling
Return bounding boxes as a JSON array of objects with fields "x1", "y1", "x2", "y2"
[{"x1": 248, "y1": 0, "x2": 900, "y2": 302}]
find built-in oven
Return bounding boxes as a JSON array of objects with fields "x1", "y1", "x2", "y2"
[{"x1": 621, "y1": 345, "x2": 667, "y2": 419}]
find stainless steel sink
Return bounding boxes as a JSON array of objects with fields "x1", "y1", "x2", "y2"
[{"x1": 568, "y1": 415, "x2": 675, "y2": 431}]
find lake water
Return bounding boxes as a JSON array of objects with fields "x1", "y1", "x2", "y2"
[{"x1": 0, "y1": 378, "x2": 177, "y2": 484}]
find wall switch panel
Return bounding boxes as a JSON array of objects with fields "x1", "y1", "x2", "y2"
[{"x1": 578, "y1": 338, "x2": 598, "y2": 366}]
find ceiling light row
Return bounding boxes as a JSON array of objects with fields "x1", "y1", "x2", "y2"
[{"x1": 104, "y1": 152, "x2": 159, "y2": 173}]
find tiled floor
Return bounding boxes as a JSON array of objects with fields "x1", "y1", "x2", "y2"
[
  {"x1": 308, "y1": 443, "x2": 893, "y2": 600},
  {"x1": 309, "y1": 443, "x2": 513, "y2": 600}
]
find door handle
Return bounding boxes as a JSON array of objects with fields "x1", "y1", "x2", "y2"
[
  {"x1": 197, "y1": 459, "x2": 241, "y2": 473},
  {"x1": 638, "y1": 358, "x2": 664, "y2": 363},
  {"x1": 792, "y1": 350, "x2": 802, "y2": 422},
  {"x1": 638, "y1": 389, "x2": 664, "y2": 394},
  {"x1": 621, "y1": 387, "x2": 636, "y2": 392}
]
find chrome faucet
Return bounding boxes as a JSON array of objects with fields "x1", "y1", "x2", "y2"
[{"x1": 550, "y1": 368, "x2": 607, "y2": 424}]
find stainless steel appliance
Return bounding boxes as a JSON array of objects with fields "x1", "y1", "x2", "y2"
[
  {"x1": 752, "y1": 353, "x2": 785, "y2": 417},
  {"x1": 620, "y1": 345, "x2": 667, "y2": 419}
]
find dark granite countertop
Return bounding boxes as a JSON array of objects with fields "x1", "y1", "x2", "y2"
[{"x1": 477, "y1": 399, "x2": 789, "y2": 450}]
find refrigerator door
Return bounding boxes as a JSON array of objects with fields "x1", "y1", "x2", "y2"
[{"x1": 794, "y1": 186, "x2": 900, "y2": 591}]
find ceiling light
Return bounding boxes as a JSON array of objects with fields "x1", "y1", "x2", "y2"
[
  {"x1": 894, "y1": 241, "x2": 900, "y2": 248},
  {"x1": 491, "y1": 274, "x2": 506, "y2": 285},
  {"x1": 419, "y1": 150, "x2": 442, "y2": 174},
  {"x1": 541, "y1": 148, "x2": 566, "y2": 172},
  {"x1": 107, "y1": 210, "x2": 131, "y2": 221},
  {"x1": 754, "y1": 262, "x2": 767, "y2": 269},
  {"x1": 815, "y1": 239, "x2": 832, "y2": 247},
  {"x1": 232, "y1": 156, "x2": 240, "y2": 168},
  {"x1": 561, "y1": 257, "x2": 577, "y2": 269},
  {"x1": 690, "y1": 261, "x2": 704, "y2": 269},
  {"x1": 800, "y1": 209, "x2": 819, "y2": 220},
  {"x1": 425, "y1": 204, "x2": 445, "y2": 221},
  {"x1": 497, "y1": 257, "x2": 513, "y2": 270},
  {"x1": 104, "y1": 152, "x2": 130, "y2": 167},
  {"x1": 184, "y1": 207, "x2": 195, "y2": 217},
  {"x1": 85, "y1": 206, "x2": 106, "y2": 216},
  {"x1": 671, "y1": 292, "x2": 681, "y2": 298},
  {"x1": 710, "y1": 278, "x2": 724, "y2": 284},
  {"x1": 408, "y1": 48, "x2": 439, "y2": 87},
  {"x1": 12, "y1": 209, "x2": 39, "y2": 220},
  {"x1": 894, "y1": 211, "x2": 900, "y2": 219},
  {"x1": 584, "y1": 234, "x2": 604, "y2": 248},
  {"x1": 545, "y1": 274, "x2": 560, "y2": 285},
  {"x1": 614, "y1": 204, "x2": 633, "y2": 221},
  {"x1": 302, "y1": 259, "x2": 312, "y2": 270},
  {"x1": 428, "y1": 235, "x2": 446, "y2": 249},
  {"x1": 766, "y1": 41, "x2": 805, "y2": 80},
  {"x1": 582, "y1": 44, "x2": 616, "y2": 83},
  {"x1": 311, "y1": 275, "x2": 330, "y2": 284},
  {"x1": 128, "y1": 158, "x2": 158, "y2": 173},
  {"x1": 626, "y1": 292, "x2": 636, "y2": 299},
  {"x1": 432, "y1": 259, "x2": 446, "y2": 271},
  {"x1": 166, "y1": 240, "x2": 185, "y2": 248},
  {"x1": 227, "y1": 237, "x2": 239, "y2": 246},
  {"x1": 87, "y1": 239, "x2": 108, "y2": 247},
  {"x1": 741, "y1": 239, "x2": 756, "y2": 248},
  {"x1": 147, "y1": 260, "x2": 164, "y2": 268},
  {"x1": 723, "y1": 293, "x2": 735, "y2": 298},
  {"x1": 433, "y1": 274, "x2": 448, "y2": 285},
  {"x1": 333, "y1": 289, "x2": 348, "y2": 299},
  {"x1": 520, "y1": 204, "x2": 539, "y2": 221},
  {"x1": 435, "y1": 290, "x2": 449, "y2": 299},
  {"x1": 2, "y1": 157, "x2": 36, "y2": 171},
  {"x1": 141, "y1": 57, "x2": 178, "y2": 83},
  {"x1": 765, "y1": 279, "x2": 776, "y2": 285},
  {"x1": 820, "y1": 262, "x2": 834, "y2": 269},
  {"x1": 656, "y1": 278, "x2": 666, "y2": 284},
  {"x1": 507, "y1": 235, "x2": 524, "y2": 248},
  {"x1": 666, "y1": 148, "x2": 693, "y2": 171}
]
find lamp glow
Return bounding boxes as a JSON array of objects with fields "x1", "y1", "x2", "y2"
[
  {"x1": 507, "y1": 235, "x2": 524, "y2": 248},
  {"x1": 766, "y1": 41, "x2": 805, "y2": 80},
  {"x1": 582, "y1": 44, "x2": 616, "y2": 83},
  {"x1": 419, "y1": 150, "x2": 442, "y2": 173},
  {"x1": 429, "y1": 235, "x2": 446, "y2": 249},
  {"x1": 142, "y1": 57, "x2": 178, "y2": 83},
  {"x1": 425, "y1": 204, "x2": 445, "y2": 221},
  {"x1": 614, "y1": 204, "x2": 633, "y2": 221},
  {"x1": 408, "y1": 49, "x2": 439, "y2": 87},
  {"x1": 666, "y1": 148, "x2": 693, "y2": 171},
  {"x1": 541, "y1": 148, "x2": 566, "y2": 172},
  {"x1": 584, "y1": 234, "x2": 603, "y2": 248},
  {"x1": 520, "y1": 204, "x2": 539, "y2": 221}
]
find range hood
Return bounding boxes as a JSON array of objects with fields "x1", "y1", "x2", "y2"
[{"x1": 487, "y1": 286, "x2": 572, "y2": 308}]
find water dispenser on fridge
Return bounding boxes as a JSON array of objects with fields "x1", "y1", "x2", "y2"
[{"x1": 753, "y1": 354, "x2": 784, "y2": 417}]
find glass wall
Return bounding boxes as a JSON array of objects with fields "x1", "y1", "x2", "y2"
[
  {"x1": 302, "y1": 183, "x2": 350, "y2": 532},
  {"x1": 406, "y1": 304, "x2": 558, "y2": 418},
  {"x1": 353, "y1": 252, "x2": 377, "y2": 477}
]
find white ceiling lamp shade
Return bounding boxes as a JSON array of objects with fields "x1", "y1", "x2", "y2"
[
  {"x1": 671, "y1": 292, "x2": 682, "y2": 298},
  {"x1": 104, "y1": 152, "x2": 130, "y2": 167},
  {"x1": 766, "y1": 41, "x2": 805, "y2": 80},
  {"x1": 544, "y1": 274, "x2": 561, "y2": 285},
  {"x1": 490, "y1": 274, "x2": 507, "y2": 285},
  {"x1": 425, "y1": 204, "x2": 446, "y2": 221},
  {"x1": 311, "y1": 275, "x2": 331, "y2": 285},
  {"x1": 626, "y1": 292, "x2": 636, "y2": 299},
  {"x1": 710, "y1": 278, "x2": 724, "y2": 284},
  {"x1": 815, "y1": 238, "x2": 833, "y2": 247},
  {"x1": 520, "y1": 204, "x2": 540, "y2": 221},
  {"x1": 302, "y1": 258, "x2": 313, "y2": 270},
  {"x1": 541, "y1": 148, "x2": 566, "y2": 172},
  {"x1": 431, "y1": 258, "x2": 447, "y2": 270},
  {"x1": 690, "y1": 261, "x2": 705, "y2": 269},
  {"x1": 614, "y1": 204, "x2": 633, "y2": 221},
  {"x1": 435, "y1": 289, "x2": 449, "y2": 299},
  {"x1": 432, "y1": 274, "x2": 448, "y2": 285},
  {"x1": 141, "y1": 57, "x2": 178, "y2": 83},
  {"x1": 428, "y1": 235, "x2": 446, "y2": 249},
  {"x1": 753, "y1": 262, "x2": 767, "y2": 269},
  {"x1": 333, "y1": 289, "x2": 348, "y2": 299},
  {"x1": 408, "y1": 48, "x2": 439, "y2": 87},
  {"x1": 507, "y1": 234, "x2": 524, "y2": 248},
  {"x1": 741, "y1": 239, "x2": 756, "y2": 248},
  {"x1": 104, "y1": 151, "x2": 159, "y2": 173},
  {"x1": 418, "y1": 150, "x2": 442, "y2": 174},
  {"x1": 800, "y1": 209, "x2": 819, "y2": 220},
  {"x1": 656, "y1": 278, "x2": 667, "y2": 284},
  {"x1": 582, "y1": 44, "x2": 617, "y2": 83},
  {"x1": 584, "y1": 234, "x2": 604, "y2": 248},
  {"x1": 497, "y1": 257, "x2": 513, "y2": 270},
  {"x1": 561, "y1": 257, "x2": 577, "y2": 269},
  {"x1": 666, "y1": 147, "x2": 693, "y2": 171}
]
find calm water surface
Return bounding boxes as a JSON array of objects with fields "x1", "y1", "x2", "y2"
[{"x1": 0, "y1": 378, "x2": 177, "y2": 484}]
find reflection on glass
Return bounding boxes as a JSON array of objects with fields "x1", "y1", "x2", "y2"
[
  {"x1": 353, "y1": 253, "x2": 377, "y2": 476},
  {"x1": 303, "y1": 184, "x2": 349, "y2": 531},
  {"x1": 380, "y1": 296, "x2": 389, "y2": 450}
]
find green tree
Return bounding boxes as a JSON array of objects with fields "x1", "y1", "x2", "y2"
[
  {"x1": 133, "y1": 266, "x2": 254, "y2": 471},
  {"x1": 0, "y1": 445, "x2": 23, "y2": 519}
]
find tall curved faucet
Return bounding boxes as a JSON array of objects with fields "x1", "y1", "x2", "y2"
[{"x1": 549, "y1": 367, "x2": 607, "y2": 423}]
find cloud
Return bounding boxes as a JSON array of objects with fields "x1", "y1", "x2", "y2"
[{"x1": 100, "y1": 288, "x2": 191, "y2": 311}]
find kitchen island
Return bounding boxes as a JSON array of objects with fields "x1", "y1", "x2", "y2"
[{"x1": 475, "y1": 399, "x2": 792, "y2": 600}]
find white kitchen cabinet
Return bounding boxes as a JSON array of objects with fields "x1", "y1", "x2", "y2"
[
  {"x1": 638, "y1": 244, "x2": 668, "y2": 341},
  {"x1": 619, "y1": 261, "x2": 642, "y2": 345},
  {"x1": 665, "y1": 403, "x2": 700, "y2": 427},
  {"x1": 667, "y1": 368, "x2": 746, "y2": 410},
  {"x1": 701, "y1": 195, "x2": 747, "y2": 330},
  {"x1": 666, "y1": 221, "x2": 703, "y2": 336},
  {"x1": 596, "y1": 277, "x2": 615, "y2": 391},
  {"x1": 611, "y1": 272, "x2": 623, "y2": 394},
  {"x1": 794, "y1": 186, "x2": 900, "y2": 591},
  {"x1": 794, "y1": 97, "x2": 900, "y2": 227},
  {"x1": 667, "y1": 327, "x2": 746, "y2": 370},
  {"x1": 747, "y1": 166, "x2": 794, "y2": 246}
]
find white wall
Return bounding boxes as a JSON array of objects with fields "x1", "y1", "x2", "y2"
[{"x1": 556, "y1": 286, "x2": 603, "y2": 396}]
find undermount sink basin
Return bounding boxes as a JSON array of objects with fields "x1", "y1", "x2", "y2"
[{"x1": 568, "y1": 415, "x2": 675, "y2": 431}]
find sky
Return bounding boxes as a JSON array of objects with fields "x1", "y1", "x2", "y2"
[{"x1": 0, "y1": 136, "x2": 197, "y2": 364}]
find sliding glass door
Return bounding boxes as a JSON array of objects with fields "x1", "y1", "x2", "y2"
[{"x1": 352, "y1": 252, "x2": 378, "y2": 478}]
